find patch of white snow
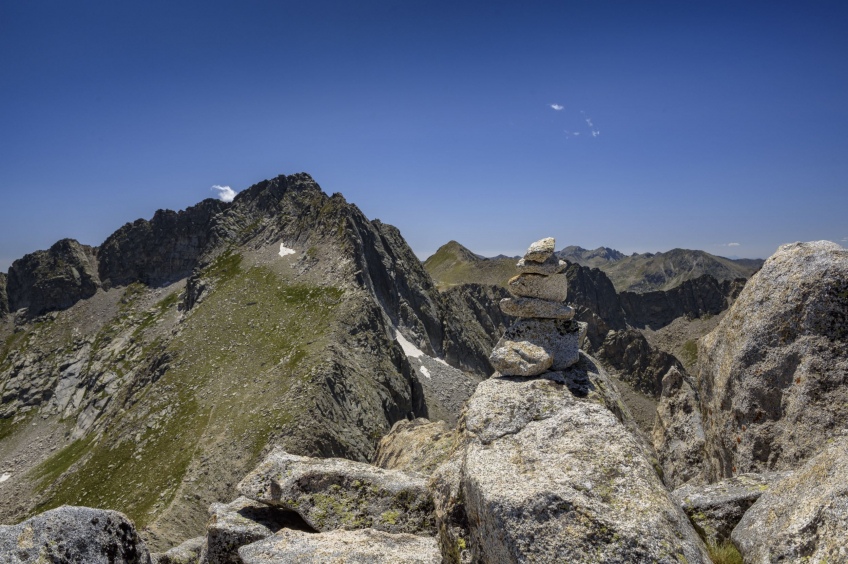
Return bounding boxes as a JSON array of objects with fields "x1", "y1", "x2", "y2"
[
  {"x1": 0, "y1": 472, "x2": 10, "y2": 483},
  {"x1": 419, "y1": 366, "x2": 431, "y2": 379},
  {"x1": 395, "y1": 331, "x2": 425, "y2": 359},
  {"x1": 279, "y1": 244, "x2": 296, "y2": 257}
]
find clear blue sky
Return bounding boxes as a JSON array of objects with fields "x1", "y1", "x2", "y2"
[{"x1": 2, "y1": 0, "x2": 847, "y2": 271}]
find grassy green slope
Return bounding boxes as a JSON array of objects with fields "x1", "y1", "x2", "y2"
[{"x1": 423, "y1": 241, "x2": 517, "y2": 289}]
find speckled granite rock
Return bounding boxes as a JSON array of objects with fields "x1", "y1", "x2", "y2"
[
  {"x1": 488, "y1": 339, "x2": 553, "y2": 376},
  {"x1": 697, "y1": 240, "x2": 848, "y2": 479},
  {"x1": 0, "y1": 506, "x2": 151, "y2": 563},
  {"x1": 491, "y1": 318, "x2": 580, "y2": 372},
  {"x1": 238, "y1": 528, "x2": 440, "y2": 564},
  {"x1": 499, "y1": 297, "x2": 574, "y2": 319},
  {"x1": 652, "y1": 366, "x2": 707, "y2": 489},
  {"x1": 672, "y1": 471, "x2": 791, "y2": 545},
  {"x1": 732, "y1": 435, "x2": 848, "y2": 563},
  {"x1": 198, "y1": 496, "x2": 310, "y2": 564},
  {"x1": 152, "y1": 536, "x2": 204, "y2": 564},
  {"x1": 460, "y1": 370, "x2": 710, "y2": 563},
  {"x1": 507, "y1": 273, "x2": 568, "y2": 302},
  {"x1": 516, "y1": 255, "x2": 566, "y2": 275},
  {"x1": 238, "y1": 448, "x2": 435, "y2": 535},
  {"x1": 523, "y1": 237, "x2": 556, "y2": 263}
]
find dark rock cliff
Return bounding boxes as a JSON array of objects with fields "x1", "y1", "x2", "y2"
[
  {"x1": 98, "y1": 198, "x2": 227, "y2": 288},
  {"x1": 0, "y1": 273, "x2": 7, "y2": 317},
  {"x1": 6, "y1": 239, "x2": 101, "y2": 316}
]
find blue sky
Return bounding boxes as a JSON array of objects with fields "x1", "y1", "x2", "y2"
[{"x1": 1, "y1": 0, "x2": 847, "y2": 271}]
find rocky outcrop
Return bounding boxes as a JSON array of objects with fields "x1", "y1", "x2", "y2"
[
  {"x1": 0, "y1": 506, "x2": 151, "y2": 563},
  {"x1": 732, "y1": 435, "x2": 848, "y2": 563},
  {"x1": 238, "y1": 448, "x2": 435, "y2": 535},
  {"x1": 0, "y1": 273, "x2": 8, "y2": 317},
  {"x1": 373, "y1": 418, "x2": 457, "y2": 475},
  {"x1": 595, "y1": 328, "x2": 683, "y2": 397},
  {"x1": 6, "y1": 239, "x2": 101, "y2": 316},
  {"x1": 620, "y1": 274, "x2": 745, "y2": 330},
  {"x1": 238, "y1": 528, "x2": 441, "y2": 564},
  {"x1": 198, "y1": 496, "x2": 311, "y2": 564},
  {"x1": 152, "y1": 536, "x2": 204, "y2": 564},
  {"x1": 454, "y1": 363, "x2": 710, "y2": 563},
  {"x1": 698, "y1": 241, "x2": 848, "y2": 479},
  {"x1": 652, "y1": 366, "x2": 706, "y2": 489},
  {"x1": 99, "y1": 198, "x2": 227, "y2": 288},
  {"x1": 672, "y1": 471, "x2": 791, "y2": 545}
]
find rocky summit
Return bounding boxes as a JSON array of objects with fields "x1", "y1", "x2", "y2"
[{"x1": 489, "y1": 238, "x2": 584, "y2": 376}]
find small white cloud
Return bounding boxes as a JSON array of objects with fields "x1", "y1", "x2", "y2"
[
  {"x1": 211, "y1": 185, "x2": 236, "y2": 203},
  {"x1": 573, "y1": 131, "x2": 580, "y2": 136},
  {"x1": 841, "y1": 236, "x2": 848, "y2": 242},
  {"x1": 727, "y1": 242, "x2": 740, "y2": 247},
  {"x1": 591, "y1": 130, "x2": 600, "y2": 137},
  {"x1": 585, "y1": 117, "x2": 594, "y2": 127},
  {"x1": 550, "y1": 104, "x2": 564, "y2": 111}
]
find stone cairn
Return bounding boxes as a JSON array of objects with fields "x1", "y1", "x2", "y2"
[{"x1": 489, "y1": 237, "x2": 584, "y2": 376}]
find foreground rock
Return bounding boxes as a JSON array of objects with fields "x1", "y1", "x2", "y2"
[
  {"x1": 697, "y1": 241, "x2": 848, "y2": 479},
  {"x1": 732, "y1": 435, "x2": 848, "y2": 563},
  {"x1": 238, "y1": 528, "x2": 440, "y2": 563},
  {"x1": 652, "y1": 366, "x2": 706, "y2": 489},
  {"x1": 672, "y1": 471, "x2": 791, "y2": 545},
  {"x1": 152, "y1": 536, "x2": 204, "y2": 564},
  {"x1": 373, "y1": 418, "x2": 458, "y2": 475},
  {"x1": 199, "y1": 496, "x2": 311, "y2": 564},
  {"x1": 238, "y1": 448, "x2": 435, "y2": 535},
  {"x1": 0, "y1": 506, "x2": 151, "y2": 563}
]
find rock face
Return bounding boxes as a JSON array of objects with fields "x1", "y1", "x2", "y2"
[
  {"x1": 238, "y1": 528, "x2": 441, "y2": 564},
  {"x1": 490, "y1": 238, "x2": 581, "y2": 376},
  {"x1": 373, "y1": 418, "x2": 457, "y2": 476},
  {"x1": 0, "y1": 273, "x2": 8, "y2": 317},
  {"x1": 698, "y1": 241, "x2": 848, "y2": 480},
  {"x1": 732, "y1": 435, "x2": 848, "y2": 563},
  {"x1": 6, "y1": 239, "x2": 101, "y2": 316},
  {"x1": 0, "y1": 506, "x2": 151, "y2": 563},
  {"x1": 652, "y1": 366, "x2": 706, "y2": 489},
  {"x1": 98, "y1": 198, "x2": 227, "y2": 288},
  {"x1": 595, "y1": 328, "x2": 683, "y2": 397},
  {"x1": 672, "y1": 471, "x2": 791, "y2": 545},
  {"x1": 152, "y1": 536, "x2": 205, "y2": 564},
  {"x1": 238, "y1": 448, "x2": 435, "y2": 535},
  {"x1": 454, "y1": 361, "x2": 710, "y2": 563}
]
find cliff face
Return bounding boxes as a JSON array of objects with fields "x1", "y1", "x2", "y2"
[
  {"x1": 0, "y1": 273, "x2": 7, "y2": 317},
  {"x1": 6, "y1": 239, "x2": 101, "y2": 317},
  {"x1": 98, "y1": 198, "x2": 227, "y2": 288},
  {"x1": 697, "y1": 241, "x2": 848, "y2": 480}
]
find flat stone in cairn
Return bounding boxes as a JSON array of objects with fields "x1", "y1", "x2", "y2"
[
  {"x1": 489, "y1": 340, "x2": 553, "y2": 376},
  {"x1": 507, "y1": 272, "x2": 568, "y2": 302},
  {"x1": 517, "y1": 254, "x2": 567, "y2": 275},
  {"x1": 524, "y1": 237, "x2": 556, "y2": 263},
  {"x1": 493, "y1": 318, "x2": 580, "y2": 371},
  {"x1": 500, "y1": 297, "x2": 574, "y2": 319}
]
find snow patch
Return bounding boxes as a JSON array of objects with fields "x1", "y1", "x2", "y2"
[
  {"x1": 395, "y1": 331, "x2": 424, "y2": 358},
  {"x1": 0, "y1": 473, "x2": 10, "y2": 483},
  {"x1": 279, "y1": 244, "x2": 296, "y2": 257},
  {"x1": 419, "y1": 366, "x2": 431, "y2": 379}
]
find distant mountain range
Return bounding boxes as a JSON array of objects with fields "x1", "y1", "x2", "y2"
[{"x1": 425, "y1": 242, "x2": 764, "y2": 293}]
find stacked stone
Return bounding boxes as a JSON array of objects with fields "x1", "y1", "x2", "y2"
[{"x1": 489, "y1": 237, "x2": 582, "y2": 376}]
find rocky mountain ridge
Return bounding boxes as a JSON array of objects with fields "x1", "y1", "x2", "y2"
[{"x1": 0, "y1": 173, "x2": 502, "y2": 550}]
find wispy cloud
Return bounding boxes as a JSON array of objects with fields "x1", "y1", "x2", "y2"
[
  {"x1": 718, "y1": 242, "x2": 741, "y2": 247},
  {"x1": 211, "y1": 185, "x2": 236, "y2": 203},
  {"x1": 550, "y1": 104, "x2": 564, "y2": 111},
  {"x1": 841, "y1": 236, "x2": 848, "y2": 242},
  {"x1": 591, "y1": 130, "x2": 600, "y2": 137},
  {"x1": 585, "y1": 117, "x2": 594, "y2": 128}
]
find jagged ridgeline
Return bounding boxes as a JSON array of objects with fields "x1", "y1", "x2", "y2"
[{"x1": 0, "y1": 173, "x2": 500, "y2": 549}]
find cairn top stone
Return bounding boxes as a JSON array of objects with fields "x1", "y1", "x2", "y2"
[{"x1": 524, "y1": 237, "x2": 556, "y2": 263}]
